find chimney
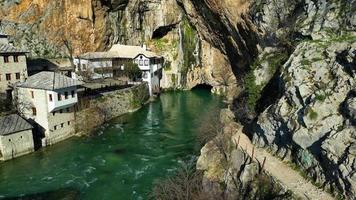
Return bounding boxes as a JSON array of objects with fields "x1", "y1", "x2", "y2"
[{"x1": 142, "y1": 44, "x2": 147, "y2": 50}]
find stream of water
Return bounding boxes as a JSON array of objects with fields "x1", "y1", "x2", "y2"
[{"x1": 0, "y1": 89, "x2": 222, "y2": 200}]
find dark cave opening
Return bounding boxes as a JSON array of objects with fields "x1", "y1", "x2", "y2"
[
  {"x1": 192, "y1": 84, "x2": 213, "y2": 91},
  {"x1": 152, "y1": 24, "x2": 177, "y2": 39}
]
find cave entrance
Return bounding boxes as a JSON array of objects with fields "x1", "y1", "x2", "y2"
[
  {"x1": 152, "y1": 24, "x2": 177, "y2": 39},
  {"x1": 192, "y1": 84, "x2": 213, "y2": 91}
]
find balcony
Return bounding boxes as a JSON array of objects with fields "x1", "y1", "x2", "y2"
[{"x1": 47, "y1": 91, "x2": 78, "y2": 112}]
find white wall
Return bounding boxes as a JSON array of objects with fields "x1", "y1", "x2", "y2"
[
  {"x1": 16, "y1": 87, "x2": 77, "y2": 146},
  {"x1": 74, "y1": 58, "x2": 113, "y2": 80},
  {"x1": 47, "y1": 86, "x2": 78, "y2": 112}
]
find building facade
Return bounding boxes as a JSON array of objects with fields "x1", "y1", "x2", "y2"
[
  {"x1": 0, "y1": 33, "x2": 28, "y2": 97},
  {"x1": 0, "y1": 114, "x2": 34, "y2": 161},
  {"x1": 74, "y1": 44, "x2": 163, "y2": 96},
  {"x1": 16, "y1": 72, "x2": 81, "y2": 146}
]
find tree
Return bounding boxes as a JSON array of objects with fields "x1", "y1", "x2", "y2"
[
  {"x1": 63, "y1": 39, "x2": 75, "y2": 68},
  {"x1": 150, "y1": 161, "x2": 206, "y2": 200},
  {"x1": 123, "y1": 62, "x2": 141, "y2": 81},
  {"x1": 12, "y1": 88, "x2": 33, "y2": 116}
]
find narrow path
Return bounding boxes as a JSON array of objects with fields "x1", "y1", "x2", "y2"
[{"x1": 231, "y1": 125, "x2": 334, "y2": 200}]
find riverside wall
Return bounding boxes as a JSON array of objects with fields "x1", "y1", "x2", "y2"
[{"x1": 75, "y1": 83, "x2": 150, "y2": 135}]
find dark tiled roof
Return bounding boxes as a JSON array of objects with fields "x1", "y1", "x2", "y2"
[
  {"x1": 0, "y1": 43, "x2": 28, "y2": 54},
  {"x1": 0, "y1": 114, "x2": 33, "y2": 136},
  {"x1": 17, "y1": 71, "x2": 82, "y2": 90}
]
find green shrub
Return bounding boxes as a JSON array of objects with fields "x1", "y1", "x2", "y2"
[
  {"x1": 123, "y1": 62, "x2": 141, "y2": 81},
  {"x1": 308, "y1": 108, "x2": 318, "y2": 120},
  {"x1": 315, "y1": 93, "x2": 326, "y2": 102},
  {"x1": 245, "y1": 71, "x2": 262, "y2": 111}
]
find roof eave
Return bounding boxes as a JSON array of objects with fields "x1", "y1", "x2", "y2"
[{"x1": 1, "y1": 127, "x2": 33, "y2": 136}]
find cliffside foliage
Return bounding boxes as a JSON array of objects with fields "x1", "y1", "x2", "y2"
[
  {"x1": 244, "y1": 51, "x2": 289, "y2": 113},
  {"x1": 181, "y1": 18, "x2": 198, "y2": 86}
]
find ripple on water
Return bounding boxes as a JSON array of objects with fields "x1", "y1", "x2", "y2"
[{"x1": 0, "y1": 89, "x2": 223, "y2": 199}]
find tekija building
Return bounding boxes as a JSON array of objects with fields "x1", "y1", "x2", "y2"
[
  {"x1": 0, "y1": 32, "x2": 28, "y2": 98},
  {"x1": 15, "y1": 72, "x2": 82, "y2": 146}
]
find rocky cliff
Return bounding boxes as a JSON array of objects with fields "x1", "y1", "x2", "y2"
[{"x1": 1, "y1": 0, "x2": 355, "y2": 198}]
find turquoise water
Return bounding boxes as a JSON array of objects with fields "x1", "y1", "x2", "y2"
[{"x1": 0, "y1": 89, "x2": 222, "y2": 200}]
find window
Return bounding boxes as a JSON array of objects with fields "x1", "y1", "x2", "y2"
[
  {"x1": 58, "y1": 93, "x2": 62, "y2": 101},
  {"x1": 13, "y1": 56, "x2": 19, "y2": 62},
  {"x1": 71, "y1": 90, "x2": 75, "y2": 98},
  {"x1": 3, "y1": 56, "x2": 9, "y2": 63},
  {"x1": 32, "y1": 107, "x2": 37, "y2": 116},
  {"x1": 59, "y1": 109, "x2": 63, "y2": 113},
  {"x1": 15, "y1": 73, "x2": 20, "y2": 80},
  {"x1": 66, "y1": 107, "x2": 70, "y2": 112},
  {"x1": 6, "y1": 73, "x2": 11, "y2": 81},
  {"x1": 64, "y1": 91, "x2": 69, "y2": 99},
  {"x1": 54, "y1": 125, "x2": 57, "y2": 130},
  {"x1": 31, "y1": 91, "x2": 34, "y2": 98},
  {"x1": 52, "y1": 112, "x2": 55, "y2": 116},
  {"x1": 144, "y1": 60, "x2": 149, "y2": 66},
  {"x1": 61, "y1": 123, "x2": 64, "y2": 128},
  {"x1": 49, "y1": 94, "x2": 53, "y2": 102},
  {"x1": 68, "y1": 121, "x2": 71, "y2": 125},
  {"x1": 82, "y1": 64, "x2": 87, "y2": 70},
  {"x1": 139, "y1": 60, "x2": 143, "y2": 66}
]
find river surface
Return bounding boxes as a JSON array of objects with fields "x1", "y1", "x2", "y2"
[{"x1": 0, "y1": 89, "x2": 222, "y2": 200}]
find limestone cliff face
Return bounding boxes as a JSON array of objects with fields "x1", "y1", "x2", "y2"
[
  {"x1": 0, "y1": 0, "x2": 112, "y2": 57},
  {"x1": 0, "y1": 0, "x2": 240, "y2": 98},
  {"x1": 1, "y1": 0, "x2": 355, "y2": 198}
]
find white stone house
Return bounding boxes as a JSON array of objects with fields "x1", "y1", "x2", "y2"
[
  {"x1": 0, "y1": 32, "x2": 28, "y2": 98},
  {"x1": 74, "y1": 44, "x2": 163, "y2": 96},
  {"x1": 15, "y1": 71, "x2": 82, "y2": 146},
  {"x1": 0, "y1": 114, "x2": 34, "y2": 161}
]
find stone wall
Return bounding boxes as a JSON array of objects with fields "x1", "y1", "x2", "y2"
[
  {"x1": 75, "y1": 83, "x2": 149, "y2": 135},
  {"x1": 0, "y1": 54, "x2": 28, "y2": 94},
  {"x1": 0, "y1": 129, "x2": 34, "y2": 161}
]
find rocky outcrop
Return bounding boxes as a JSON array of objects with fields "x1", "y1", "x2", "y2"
[
  {"x1": 197, "y1": 109, "x2": 292, "y2": 199},
  {"x1": 252, "y1": 36, "x2": 356, "y2": 198}
]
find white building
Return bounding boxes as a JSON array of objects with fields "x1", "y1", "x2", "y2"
[
  {"x1": 15, "y1": 71, "x2": 82, "y2": 146},
  {"x1": 0, "y1": 114, "x2": 34, "y2": 161},
  {"x1": 74, "y1": 44, "x2": 163, "y2": 96}
]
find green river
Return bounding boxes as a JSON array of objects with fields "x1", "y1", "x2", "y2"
[{"x1": 0, "y1": 89, "x2": 222, "y2": 200}]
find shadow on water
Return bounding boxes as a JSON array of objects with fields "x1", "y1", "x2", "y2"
[{"x1": 1, "y1": 187, "x2": 80, "y2": 200}]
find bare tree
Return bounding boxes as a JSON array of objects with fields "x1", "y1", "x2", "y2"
[
  {"x1": 196, "y1": 108, "x2": 233, "y2": 166},
  {"x1": 63, "y1": 39, "x2": 75, "y2": 68},
  {"x1": 150, "y1": 161, "x2": 206, "y2": 200},
  {"x1": 12, "y1": 88, "x2": 33, "y2": 116}
]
